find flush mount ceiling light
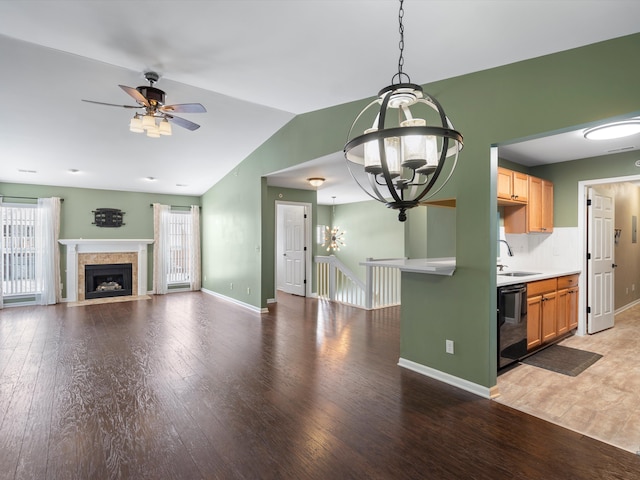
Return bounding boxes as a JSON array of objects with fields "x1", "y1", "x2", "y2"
[
  {"x1": 344, "y1": 0, "x2": 463, "y2": 222},
  {"x1": 307, "y1": 177, "x2": 325, "y2": 187},
  {"x1": 584, "y1": 120, "x2": 640, "y2": 140}
]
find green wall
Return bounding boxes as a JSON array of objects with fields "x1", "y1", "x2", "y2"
[
  {"x1": 0, "y1": 182, "x2": 200, "y2": 296},
  {"x1": 531, "y1": 149, "x2": 640, "y2": 227},
  {"x1": 201, "y1": 33, "x2": 640, "y2": 390},
  {"x1": 263, "y1": 186, "x2": 318, "y2": 301},
  {"x1": 201, "y1": 103, "x2": 367, "y2": 307},
  {"x1": 317, "y1": 205, "x2": 331, "y2": 233},
  {"x1": 330, "y1": 200, "x2": 405, "y2": 281}
]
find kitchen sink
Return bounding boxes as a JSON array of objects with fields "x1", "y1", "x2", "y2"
[{"x1": 498, "y1": 271, "x2": 541, "y2": 277}]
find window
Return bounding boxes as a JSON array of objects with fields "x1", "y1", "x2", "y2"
[
  {"x1": 2, "y1": 204, "x2": 37, "y2": 296},
  {"x1": 167, "y1": 211, "x2": 193, "y2": 285}
]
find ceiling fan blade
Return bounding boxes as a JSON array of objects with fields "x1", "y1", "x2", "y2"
[
  {"x1": 160, "y1": 103, "x2": 207, "y2": 114},
  {"x1": 119, "y1": 85, "x2": 150, "y2": 107},
  {"x1": 82, "y1": 99, "x2": 142, "y2": 109},
  {"x1": 165, "y1": 114, "x2": 200, "y2": 131}
]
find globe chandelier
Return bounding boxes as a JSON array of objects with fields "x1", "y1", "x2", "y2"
[{"x1": 344, "y1": 0, "x2": 463, "y2": 222}]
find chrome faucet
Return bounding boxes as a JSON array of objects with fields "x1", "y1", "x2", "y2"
[{"x1": 499, "y1": 239, "x2": 514, "y2": 257}]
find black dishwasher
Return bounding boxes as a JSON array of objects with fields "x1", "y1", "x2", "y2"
[{"x1": 498, "y1": 283, "x2": 528, "y2": 370}]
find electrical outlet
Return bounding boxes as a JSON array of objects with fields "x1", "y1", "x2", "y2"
[
  {"x1": 633, "y1": 284, "x2": 636, "y2": 292},
  {"x1": 247, "y1": 287, "x2": 251, "y2": 295},
  {"x1": 230, "y1": 282, "x2": 233, "y2": 290},
  {"x1": 445, "y1": 339, "x2": 454, "y2": 354},
  {"x1": 626, "y1": 287, "x2": 629, "y2": 295}
]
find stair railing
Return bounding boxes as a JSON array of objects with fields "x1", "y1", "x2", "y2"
[{"x1": 315, "y1": 255, "x2": 402, "y2": 309}]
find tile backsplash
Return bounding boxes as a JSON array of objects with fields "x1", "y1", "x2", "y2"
[{"x1": 498, "y1": 227, "x2": 581, "y2": 272}]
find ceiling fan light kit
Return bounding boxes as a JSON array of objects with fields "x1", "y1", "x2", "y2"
[
  {"x1": 344, "y1": 0, "x2": 463, "y2": 222},
  {"x1": 83, "y1": 71, "x2": 206, "y2": 138}
]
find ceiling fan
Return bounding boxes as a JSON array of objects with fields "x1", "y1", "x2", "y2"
[{"x1": 82, "y1": 71, "x2": 206, "y2": 135}]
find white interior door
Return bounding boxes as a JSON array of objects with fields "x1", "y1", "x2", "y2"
[
  {"x1": 281, "y1": 204, "x2": 306, "y2": 296},
  {"x1": 587, "y1": 186, "x2": 615, "y2": 333}
]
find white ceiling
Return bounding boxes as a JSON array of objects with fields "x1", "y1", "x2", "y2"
[{"x1": 1, "y1": 1, "x2": 639, "y2": 204}]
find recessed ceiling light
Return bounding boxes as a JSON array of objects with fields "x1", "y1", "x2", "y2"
[
  {"x1": 145, "y1": 176, "x2": 157, "y2": 181},
  {"x1": 68, "y1": 169, "x2": 80, "y2": 174},
  {"x1": 176, "y1": 183, "x2": 188, "y2": 187},
  {"x1": 584, "y1": 121, "x2": 640, "y2": 140},
  {"x1": 18, "y1": 169, "x2": 37, "y2": 174}
]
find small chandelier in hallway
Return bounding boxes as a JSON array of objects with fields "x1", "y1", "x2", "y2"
[
  {"x1": 322, "y1": 225, "x2": 346, "y2": 252},
  {"x1": 344, "y1": 0, "x2": 463, "y2": 222}
]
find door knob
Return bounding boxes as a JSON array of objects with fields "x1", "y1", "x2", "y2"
[{"x1": 612, "y1": 263, "x2": 618, "y2": 268}]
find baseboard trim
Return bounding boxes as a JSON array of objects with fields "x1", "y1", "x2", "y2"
[
  {"x1": 398, "y1": 357, "x2": 494, "y2": 399},
  {"x1": 267, "y1": 298, "x2": 277, "y2": 304},
  {"x1": 615, "y1": 298, "x2": 640, "y2": 315},
  {"x1": 201, "y1": 288, "x2": 268, "y2": 314}
]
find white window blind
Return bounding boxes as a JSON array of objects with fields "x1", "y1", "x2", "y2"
[
  {"x1": 167, "y1": 211, "x2": 192, "y2": 285},
  {"x1": 2, "y1": 204, "x2": 37, "y2": 295}
]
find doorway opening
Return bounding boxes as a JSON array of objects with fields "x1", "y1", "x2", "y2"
[
  {"x1": 577, "y1": 174, "x2": 640, "y2": 335},
  {"x1": 275, "y1": 201, "x2": 312, "y2": 298}
]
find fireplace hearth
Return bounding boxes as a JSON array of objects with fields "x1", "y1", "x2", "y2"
[{"x1": 85, "y1": 263, "x2": 133, "y2": 299}]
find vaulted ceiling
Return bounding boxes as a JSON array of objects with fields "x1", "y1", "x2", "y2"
[{"x1": 1, "y1": 1, "x2": 639, "y2": 204}]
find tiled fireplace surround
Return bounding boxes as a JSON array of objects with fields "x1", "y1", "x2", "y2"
[{"x1": 59, "y1": 239, "x2": 153, "y2": 302}]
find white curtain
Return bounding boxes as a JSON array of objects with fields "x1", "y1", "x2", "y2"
[
  {"x1": 153, "y1": 203, "x2": 170, "y2": 294},
  {"x1": 189, "y1": 205, "x2": 201, "y2": 291},
  {"x1": 35, "y1": 197, "x2": 61, "y2": 305}
]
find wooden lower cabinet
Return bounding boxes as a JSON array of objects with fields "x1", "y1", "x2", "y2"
[
  {"x1": 527, "y1": 294, "x2": 542, "y2": 350},
  {"x1": 558, "y1": 274, "x2": 579, "y2": 332},
  {"x1": 526, "y1": 274, "x2": 579, "y2": 351},
  {"x1": 556, "y1": 288, "x2": 569, "y2": 336},
  {"x1": 540, "y1": 290, "x2": 557, "y2": 343},
  {"x1": 568, "y1": 287, "x2": 579, "y2": 330}
]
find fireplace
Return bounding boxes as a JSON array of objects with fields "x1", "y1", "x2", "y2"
[
  {"x1": 85, "y1": 263, "x2": 133, "y2": 299},
  {"x1": 59, "y1": 239, "x2": 153, "y2": 302}
]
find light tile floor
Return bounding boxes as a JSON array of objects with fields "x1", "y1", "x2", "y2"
[{"x1": 495, "y1": 304, "x2": 640, "y2": 454}]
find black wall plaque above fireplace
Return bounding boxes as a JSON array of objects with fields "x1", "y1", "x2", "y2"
[
  {"x1": 85, "y1": 263, "x2": 133, "y2": 299},
  {"x1": 92, "y1": 208, "x2": 125, "y2": 227}
]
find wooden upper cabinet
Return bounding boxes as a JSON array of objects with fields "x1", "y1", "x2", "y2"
[
  {"x1": 497, "y1": 167, "x2": 527, "y2": 205},
  {"x1": 541, "y1": 179, "x2": 554, "y2": 232},
  {"x1": 503, "y1": 173, "x2": 554, "y2": 234},
  {"x1": 527, "y1": 175, "x2": 553, "y2": 233},
  {"x1": 512, "y1": 171, "x2": 529, "y2": 203}
]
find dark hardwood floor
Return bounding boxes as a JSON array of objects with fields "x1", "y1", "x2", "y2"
[{"x1": 0, "y1": 292, "x2": 638, "y2": 479}]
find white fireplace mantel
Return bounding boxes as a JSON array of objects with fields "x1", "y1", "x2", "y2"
[{"x1": 59, "y1": 239, "x2": 154, "y2": 302}]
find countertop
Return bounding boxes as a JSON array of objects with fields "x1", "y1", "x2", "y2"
[
  {"x1": 496, "y1": 268, "x2": 582, "y2": 287},
  {"x1": 359, "y1": 259, "x2": 580, "y2": 282},
  {"x1": 360, "y1": 257, "x2": 456, "y2": 276}
]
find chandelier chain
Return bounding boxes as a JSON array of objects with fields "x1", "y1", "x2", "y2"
[{"x1": 393, "y1": 0, "x2": 410, "y2": 84}]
